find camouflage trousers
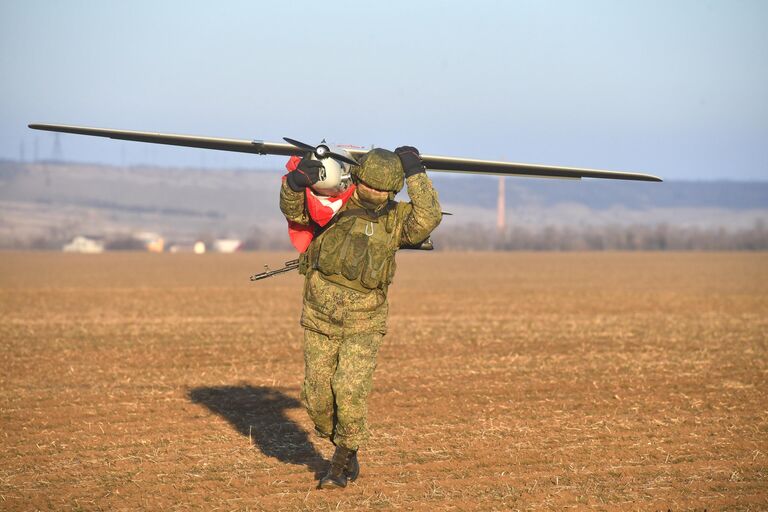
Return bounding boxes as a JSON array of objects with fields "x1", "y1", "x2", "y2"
[{"x1": 300, "y1": 271, "x2": 388, "y2": 450}]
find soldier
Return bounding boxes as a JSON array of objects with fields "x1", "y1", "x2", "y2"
[{"x1": 279, "y1": 146, "x2": 442, "y2": 489}]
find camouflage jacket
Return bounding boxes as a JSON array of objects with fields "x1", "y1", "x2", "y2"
[{"x1": 279, "y1": 173, "x2": 442, "y2": 292}]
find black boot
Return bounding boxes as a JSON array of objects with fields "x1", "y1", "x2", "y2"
[
  {"x1": 319, "y1": 446, "x2": 357, "y2": 489},
  {"x1": 346, "y1": 451, "x2": 359, "y2": 482}
]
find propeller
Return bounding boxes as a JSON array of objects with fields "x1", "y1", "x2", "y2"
[{"x1": 283, "y1": 137, "x2": 360, "y2": 166}]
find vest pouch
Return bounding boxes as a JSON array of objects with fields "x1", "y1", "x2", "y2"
[
  {"x1": 341, "y1": 230, "x2": 368, "y2": 281},
  {"x1": 316, "y1": 217, "x2": 355, "y2": 276},
  {"x1": 301, "y1": 239, "x2": 321, "y2": 275},
  {"x1": 360, "y1": 239, "x2": 389, "y2": 289},
  {"x1": 298, "y1": 251, "x2": 309, "y2": 275},
  {"x1": 364, "y1": 205, "x2": 400, "y2": 290}
]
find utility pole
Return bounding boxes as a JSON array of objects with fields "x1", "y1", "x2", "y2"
[
  {"x1": 496, "y1": 175, "x2": 506, "y2": 231},
  {"x1": 52, "y1": 133, "x2": 63, "y2": 162}
]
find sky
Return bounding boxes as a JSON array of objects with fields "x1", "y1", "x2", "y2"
[{"x1": 1, "y1": 0, "x2": 766, "y2": 180}]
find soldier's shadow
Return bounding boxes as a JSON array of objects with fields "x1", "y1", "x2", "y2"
[{"x1": 187, "y1": 384, "x2": 326, "y2": 478}]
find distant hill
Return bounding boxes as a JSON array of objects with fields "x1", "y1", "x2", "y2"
[
  {"x1": 1, "y1": 161, "x2": 766, "y2": 249},
  {"x1": 430, "y1": 174, "x2": 768, "y2": 231},
  {"x1": 432, "y1": 175, "x2": 768, "y2": 210}
]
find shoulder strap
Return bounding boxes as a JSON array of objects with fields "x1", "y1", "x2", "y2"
[
  {"x1": 314, "y1": 200, "x2": 397, "y2": 237},
  {"x1": 337, "y1": 200, "x2": 397, "y2": 221}
]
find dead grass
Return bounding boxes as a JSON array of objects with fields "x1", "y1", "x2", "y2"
[{"x1": 0, "y1": 251, "x2": 766, "y2": 510}]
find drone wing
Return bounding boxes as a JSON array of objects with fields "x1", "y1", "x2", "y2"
[
  {"x1": 29, "y1": 123, "x2": 662, "y2": 182},
  {"x1": 342, "y1": 148, "x2": 661, "y2": 182},
  {"x1": 28, "y1": 123, "x2": 303, "y2": 157},
  {"x1": 420, "y1": 154, "x2": 661, "y2": 182}
]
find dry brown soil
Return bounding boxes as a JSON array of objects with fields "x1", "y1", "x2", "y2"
[{"x1": 1, "y1": 252, "x2": 766, "y2": 511}]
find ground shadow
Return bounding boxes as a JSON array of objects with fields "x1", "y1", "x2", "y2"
[{"x1": 187, "y1": 384, "x2": 326, "y2": 477}]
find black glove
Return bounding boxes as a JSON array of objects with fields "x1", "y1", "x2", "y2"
[
  {"x1": 286, "y1": 154, "x2": 324, "y2": 191},
  {"x1": 395, "y1": 146, "x2": 426, "y2": 178}
]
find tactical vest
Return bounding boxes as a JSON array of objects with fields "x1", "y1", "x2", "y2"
[{"x1": 299, "y1": 200, "x2": 404, "y2": 294}]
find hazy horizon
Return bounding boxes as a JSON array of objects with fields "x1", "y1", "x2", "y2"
[{"x1": 3, "y1": 157, "x2": 768, "y2": 183}]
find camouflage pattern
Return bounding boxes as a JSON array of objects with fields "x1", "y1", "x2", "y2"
[
  {"x1": 353, "y1": 148, "x2": 405, "y2": 193},
  {"x1": 301, "y1": 329, "x2": 382, "y2": 449},
  {"x1": 299, "y1": 191, "x2": 399, "y2": 294},
  {"x1": 280, "y1": 161, "x2": 442, "y2": 451},
  {"x1": 279, "y1": 179, "x2": 311, "y2": 225},
  {"x1": 328, "y1": 331, "x2": 380, "y2": 448},
  {"x1": 397, "y1": 172, "x2": 443, "y2": 246},
  {"x1": 300, "y1": 268, "x2": 389, "y2": 337}
]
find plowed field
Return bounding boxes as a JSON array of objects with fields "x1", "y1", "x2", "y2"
[{"x1": 1, "y1": 252, "x2": 766, "y2": 511}]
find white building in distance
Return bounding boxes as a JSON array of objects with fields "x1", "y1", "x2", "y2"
[{"x1": 62, "y1": 236, "x2": 104, "y2": 254}]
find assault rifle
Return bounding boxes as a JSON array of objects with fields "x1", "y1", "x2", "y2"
[
  {"x1": 250, "y1": 236, "x2": 437, "y2": 281},
  {"x1": 250, "y1": 259, "x2": 299, "y2": 281}
]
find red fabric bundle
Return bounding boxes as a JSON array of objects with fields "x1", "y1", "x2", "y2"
[{"x1": 283, "y1": 156, "x2": 356, "y2": 252}]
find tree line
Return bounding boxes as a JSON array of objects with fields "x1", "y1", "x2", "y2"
[
  {"x1": 433, "y1": 221, "x2": 768, "y2": 251},
  {"x1": 4, "y1": 221, "x2": 767, "y2": 251}
]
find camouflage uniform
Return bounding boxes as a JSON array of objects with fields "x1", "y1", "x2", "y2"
[{"x1": 279, "y1": 157, "x2": 441, "y2": 450}]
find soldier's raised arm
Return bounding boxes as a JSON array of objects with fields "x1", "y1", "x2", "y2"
[
  {"x1": 396, "y1": 146, "x2": 442, "y2": 246},
  {"x1": 279, "y1": 155, "x2": 324, "y2": 225},
  {"x1": 279, "y1": 179, "x2": 310, "y2": 225}
]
